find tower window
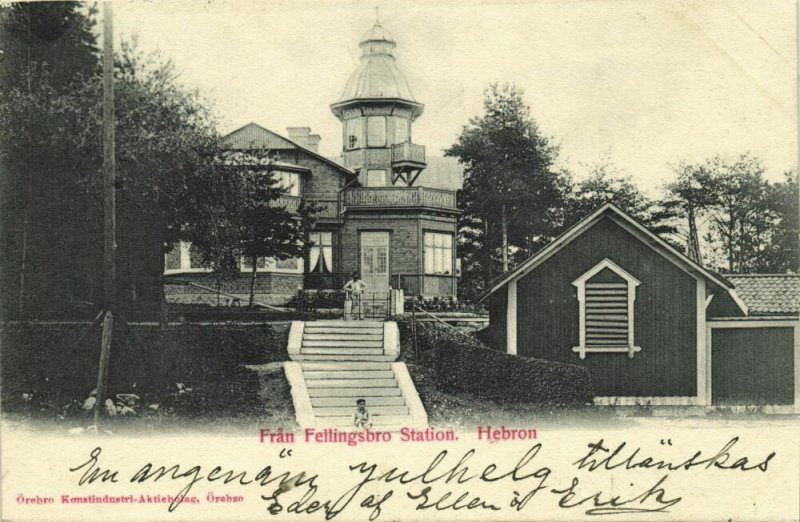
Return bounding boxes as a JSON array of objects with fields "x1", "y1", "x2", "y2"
[
  {"x1": 367, "y1": 116, "x2": 386, "y2": 147},
  {"x1": 345, "y1": 118, "x2": 363, "y2": 150},
  {"x1": 393, "y1": 117, "x2": 409, "y2": 144}
]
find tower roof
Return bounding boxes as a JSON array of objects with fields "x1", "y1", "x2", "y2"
[{"x1": 332, "y1": 20, "x2": 423, "y2": 118}]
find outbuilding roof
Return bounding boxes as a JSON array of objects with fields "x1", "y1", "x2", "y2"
[
  {"x1": 726, "y1": 274, "x2": 800, "y2": 316},
  {"x1": 476, "y1": 203, "x2": 748, "y2": 315}
]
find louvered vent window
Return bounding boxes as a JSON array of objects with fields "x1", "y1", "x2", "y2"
[
  {"x1": 585, "y1": 279, "x2": 629, "y2": 347},
  {"x1": 572, "y1": 259, "x2": 641, "y2": 359}
]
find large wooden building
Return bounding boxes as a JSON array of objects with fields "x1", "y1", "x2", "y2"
[
  {"x1": 478, "y1": 204, "x2": 800, "y2": 411},
  {"x1": 164, "y1": 21, "x2": 460, "y2": 305}
]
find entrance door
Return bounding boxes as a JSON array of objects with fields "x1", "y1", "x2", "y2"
[{"x1": 360, "y1": 232, "x2": 390, "y2": 294}]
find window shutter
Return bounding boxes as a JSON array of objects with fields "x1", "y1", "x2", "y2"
[{"x1": 584, "y1": 281, "x2": 628, "y2": 347}]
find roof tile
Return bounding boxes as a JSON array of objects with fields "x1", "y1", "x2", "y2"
[{"x1": 726, "y1": 274, "x2": 800, "y2": 315}]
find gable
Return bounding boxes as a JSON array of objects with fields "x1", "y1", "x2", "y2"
[
  {"x1": 529, "y1": 215, "x2": 694, "y2": 290},
  {"x1": 477, "y1": 204, "x2": 747, "y2": 315},
  {"x1": 225, "y1": 123, "x2": 297, "y2": 150}
]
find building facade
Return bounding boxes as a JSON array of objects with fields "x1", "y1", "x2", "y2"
[
  {"x1": 164, "y1": 21, "x2": 460, "y2": 306},
  {"x1": 478, "y1": 204, "x2": 800, "y2": 411}
]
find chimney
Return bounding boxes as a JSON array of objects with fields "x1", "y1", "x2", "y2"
[
  {"x1": 287, "y1": 127, "x2": 310, "y2": 146},
  {"x1": 306, "y1": 134, "x2": 321, "y2": 153}
]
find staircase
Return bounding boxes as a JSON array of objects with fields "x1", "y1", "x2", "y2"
[
  {"x1": 294, "y1": 321, "x2": 392, "y2": 361},
  {"x1": 285, "y1": 320, "x2": 427, "y2": 430}
]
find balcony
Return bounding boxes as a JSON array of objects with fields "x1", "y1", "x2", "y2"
[
  {"x1": 343, "y1": 187, "x2": 457, "y2": 212},
  {"x1": 267, "y1": 196, "x2": 339, "y2": 220},
  {"x1": 269, "y1": 195, "x2": 302, "y2": 213},
  {"x1": 391, "y1": 142, "x2": 425, "y2": 168}
]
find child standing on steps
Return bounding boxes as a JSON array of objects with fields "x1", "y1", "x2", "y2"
[{"x1": 353, "y1": 398, "x2": 372, "y2": 429}]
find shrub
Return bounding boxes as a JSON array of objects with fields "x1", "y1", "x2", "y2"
[
  {"x1": 0, "y1": 322, "x2": 290, "y2": 413},
  {"x1": 400, "y1": 322, "x2": 593, "y2": 407}
]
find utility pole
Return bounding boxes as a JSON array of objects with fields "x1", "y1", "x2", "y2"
[{"x1": 94, "y1": 0, "x2": 116, "y2": 428}]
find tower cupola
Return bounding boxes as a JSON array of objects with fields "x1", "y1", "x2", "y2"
[{"x1": 331, "y1": 17, "x2": 426, "y2": 187}]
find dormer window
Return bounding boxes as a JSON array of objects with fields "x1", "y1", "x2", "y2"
[{"x1": 572, "y1": 259, "x2": 641, "y2": 359}]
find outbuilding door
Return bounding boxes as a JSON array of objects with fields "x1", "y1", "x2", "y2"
[
  {"x1": 360, "y1": 232, "x2": 390, "y2": 294},
  {"x1": 711, "y1": 327, "x2": 794, "y2": 406}
]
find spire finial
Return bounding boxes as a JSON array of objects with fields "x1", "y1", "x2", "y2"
[{"x1": 375, "y1": 4, "x2": 380, "y2": 24}]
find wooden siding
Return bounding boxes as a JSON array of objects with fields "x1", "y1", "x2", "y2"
[
  {"x1": 711, "y1": 328, "x2": 794, "y2": 405},
  {"x1": 515, "y1": 216, "x2": 697, "y2": 397},
  {"x1": 707, "y1": 280, "x2": 747, "y2": 318},
  {"x1": 487, "y1": 288, "x2": 507, "y2": 352}
]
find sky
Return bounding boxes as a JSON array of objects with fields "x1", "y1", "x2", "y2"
[{"x1": 111, "y1": 0, "x2": 797, "y2": 193}]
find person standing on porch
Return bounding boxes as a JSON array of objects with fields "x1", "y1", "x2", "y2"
[{"x1": 343, "y1": 272, "x2": 366, "y2": 320}]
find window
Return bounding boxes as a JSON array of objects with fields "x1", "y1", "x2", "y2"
[
  {"x1": 345, "y1": 118, "x2": 363, "y2": 150},
  {"x1": 275, "y1": 171, "x2": 300, "y2": 197},
  {"x1": 367, "y1": 116, "x2": 386, "y2": 147},
  {"x1": 240, "y1": 256, "x2": 303, "y2": 273},
  {"x1": 572, "y1": 259, "x2": 641, "y2": 359},
  {"x1": 241, "y1": 256, "x2": 268, "y2": 271},
  {"x1": 366, "y1": 169, "x2": 386, "y2": 187},
  {"x1": 309, "y1": 232, "x2": 333, "y2": 273},
  {"x1": 276, "y1": 257, "x2": 300, "y2": 270},
  {"x1": 424, "y1": 232, "x2": 454, "y2": 275},
  {"x1": 163, "y1": 242, "x2": 211, "y2": 273},
  {"x1": 393, "y1": 117, "x2": 409, "y2": 144},
  {"x1": 165, "y1": 244, "x2": 181, "y2": 271}
]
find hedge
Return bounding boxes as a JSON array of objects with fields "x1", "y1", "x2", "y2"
[
  {"x1": 401, "y1": 322, "x2": 593, "y2": 407},
  {"x1": 1, "y1": 322, "x2": 290, "y2": 414}
]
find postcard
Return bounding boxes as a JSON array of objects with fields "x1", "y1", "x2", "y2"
[{"x1": 1, "y1": 0, "x2": 798, "y2": 520}]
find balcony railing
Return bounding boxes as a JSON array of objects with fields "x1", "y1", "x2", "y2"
[
  {"x1": 308, "y1": 198, "x2": 338, "y2": 219},
  {"x1": 269, "y1": 195, "x2": 302, "y2": 213},
  {"x1": 391, "y1": 143, "x2": 425, "y2": 166},
  {"x1": 343, "y1": 187, "x2": 457, "y2": 210},
  {"x1": 392, "y1": 273, "x2": 457, "y2": 297},
  {"x1": 267, "y1": 197, "x2": 339, "y2": 219}
]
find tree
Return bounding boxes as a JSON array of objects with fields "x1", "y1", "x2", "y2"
[
  {"x1": 0, "y1": 3, "x2": 229, "y2": 319},
  {"x1": 446, "y1": 83, "x2": 567, "y2": 294},
  {"x1": 0, "y1": 1, "x2": 99, "y2": 93},
  {"x1": 564, "y1": 160, "x2": 678, "y2": 240},
  {"x1": 690, "y1": 155, "x2": 776, "y2": 273},
  {"x1": 664, "y1": 159, "x2": 720, "y2": 262},
  {"x1": 0, "y1": 2, "x2": 102, "y2": 316},
  {"x1": 767, "y1": 171, "x2": 799, "y2": 272},
  {"x1": 187, "y1": 152, "x2": 319, "y2": 307}
]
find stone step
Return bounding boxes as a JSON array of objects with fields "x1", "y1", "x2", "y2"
[
  {"x1": 305, "y1": 321, "x2": 383, "y2": 328},
  {"x1": 303, "y1": 329, "x2": 384, "y2": 337},
  {"x1": 300, "y1": 347, "x2": 383, "y2": 356},
  {"x1": 302, "y1": 370, "x2": 395, "y2": 380},
  {"x1": 300, "y1": 348, "x2": 384, "y2": 355},
  {"x1": 311, "y1": 396, "x2": 406, "y2": 407},
  {"x1": 292, "y1": 354, "x2": 396, "y2": 362},
  {"x1": 312, "y1": 406, "x2": 410, "y2": 417},
  {"x1": 300, "y1": 362, "x2": 392, "y2": 371},
  {"x1": 305, "y1": 378, "x2": 398, "y2": 388},
  {"x1": 303, "y1": 333, "x2": 384, "y2": 341},
  {"x1": 316, "y1": 415, "x2": 412, "y2": 427},
  {"x1": 307, "y1": 387, "x2": 402, "y2": 398},
  {"x1": 301, "y1": 340, "x2": 384, "y2": 348}
]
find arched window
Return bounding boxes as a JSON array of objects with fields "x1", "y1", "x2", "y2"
[{"x1": 572, "y1": 259, "x2": 641, "y2": 359}]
